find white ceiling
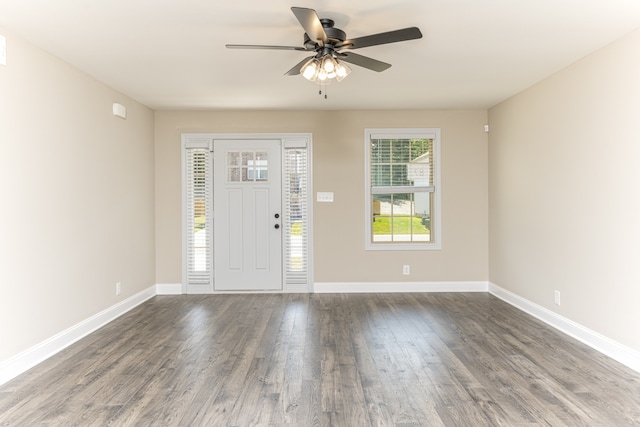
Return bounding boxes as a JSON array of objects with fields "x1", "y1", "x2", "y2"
[{"x1": 2, "y1": 0, "x2": 640, "y2": 111}]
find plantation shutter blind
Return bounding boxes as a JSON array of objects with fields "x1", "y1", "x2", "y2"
[
  {"x1": 283, "y1": 142, "x2": 309, "y2": 285},
  {"x1": 370, "y1": 135, "x2": 435, "y2": 195},
  {"x1": 185, "y1": 142, "x2": 213, "y2": 287}
]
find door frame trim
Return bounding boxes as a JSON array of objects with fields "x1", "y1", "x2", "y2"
[{"x1": 181, "y1": 133, "x2": 313, "y2": 294}]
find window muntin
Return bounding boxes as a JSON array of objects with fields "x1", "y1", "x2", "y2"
[{"x1": 366, "y1": 129, "x2": 441, "y2": 250}]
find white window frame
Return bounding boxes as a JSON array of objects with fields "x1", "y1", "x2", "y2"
[{"x1": 364, "y1": 128, "x2": 442, "y2": 251}]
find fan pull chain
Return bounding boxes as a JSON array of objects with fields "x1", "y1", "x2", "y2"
[{"x1": 318, "y1": 83, "x2": 328, "y2": 99}]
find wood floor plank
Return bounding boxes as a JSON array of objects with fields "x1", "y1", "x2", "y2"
[
  {"x1": 271, "y1": 296, "x2": 306, "y2": 425},
  {"x1": 344, "y1": 308, "x2": 398, "y2": 427},
  {"x1": 1, "y1": 293, "x2": 640, "y2": 426}
]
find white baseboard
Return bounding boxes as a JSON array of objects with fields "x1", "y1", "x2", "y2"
[
  {"x1": 156, "y1": 283, "x2": 183, "y2": 295},
  {"x1": 314, "y1": 281, "x2": 489, "y2": 293},
  {"x1": 0, "y1": 285, "x2": 156, "y2": 387},
  {"x1": 489, "y1": 282, "x2": 640, "y2": 373}
]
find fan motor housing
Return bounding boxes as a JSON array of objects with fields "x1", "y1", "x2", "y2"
[
  {"x1": 304, "y1": 18, "x2": 346, "y2": 48},
  {"x1": 321, "y1": 19, "x2": 346, "y2": 42}
]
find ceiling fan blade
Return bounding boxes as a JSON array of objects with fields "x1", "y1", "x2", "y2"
[
  {"x1": 285, "y1": 56, "x2": 315, "y2": 76},
  {"x1": 338, "y1": 27, "x2": 422, "y2": 50},
  {"x1": 226, "y1": 44, "x2": 308, "y2": 51},
  {"x1": 291, "y1": 7, "x2": 327, "y2": 43},
  {"x1": 338, "y1": 52, "x2": 391, "y2": 72}
]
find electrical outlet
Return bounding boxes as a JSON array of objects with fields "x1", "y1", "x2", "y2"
[
  {"x1": 402, "y1": 265, "x2": 410, "y2": 275},
  {"x1": 116, "y1": 282, "x2": 121, "y2": 296},
  {"x1": 554, "y1": 290, "x2": 561, "y2": 306}
]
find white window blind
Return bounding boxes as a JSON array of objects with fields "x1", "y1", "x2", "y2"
[
  {"x1": 185, "y1": 147, "x2": 213, "y2": 286},
  {"x1": 283, "y1": 146, "x2": 308, "y2": 284}
]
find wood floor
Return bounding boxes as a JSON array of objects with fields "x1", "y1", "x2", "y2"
[{"x1": 1, "y1": 293, "x2": 639, "y2": 426}]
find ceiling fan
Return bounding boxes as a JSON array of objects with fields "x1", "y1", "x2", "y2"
[{"x1": 226, "y1": 7, "x2": 423, "y2": 87}]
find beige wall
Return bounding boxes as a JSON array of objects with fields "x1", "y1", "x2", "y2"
[
  {"x1": 0, "y1": 28, "x2": 156, "y2": 363},
  {"x1": 488, "y1": 28, "x2": 640, "y2": 352},
  {"x1": 155, "y1": 109, "x2": 489, "y2": 285}
]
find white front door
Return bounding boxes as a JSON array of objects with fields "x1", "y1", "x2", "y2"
[{"x1": 213, "y1": 139, "x2": 282, "y2": 290}]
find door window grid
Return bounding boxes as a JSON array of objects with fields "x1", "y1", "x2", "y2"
[{"x1": 227, "y1": 150, "x2": 269, "y2": 182}]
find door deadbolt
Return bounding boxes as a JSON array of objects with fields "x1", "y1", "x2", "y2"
[{"x1": 274, "y1": 213, "x2": 280, "y2": 218}]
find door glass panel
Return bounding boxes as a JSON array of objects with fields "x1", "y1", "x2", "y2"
[
  {"x1": 228, "y1": 167, "x2": 240, "y2": 182},
  {"x1": 228, "y1": 150, "x2": 270, "y2": 183},
  {"x1": 227, "y1": 151, "x2": 241, "y2": 182},
  {"x1": 252, "y1": 151, "x2": 268, "y2": 181},
  {"x1": 242, "y1": 151, "x2": 254, "y2": 166},
  {"x1": 228, "y1": 151, "x2": 240, "y2": 166}
]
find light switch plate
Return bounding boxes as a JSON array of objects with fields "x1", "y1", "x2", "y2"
[
  {"x1": 0, "y1": 35, "x2": 6, "y2": 66},
  {"x1": 317, "y1": 192, "x2": 334, "y2": 202}
]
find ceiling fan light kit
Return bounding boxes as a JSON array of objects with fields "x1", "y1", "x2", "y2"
[
  {"x1": 301, "y1": 55, "x2": 352, "y2": 84},
  {"x1": 226, "y1": 7, "x2": 422, "y2": 96}
]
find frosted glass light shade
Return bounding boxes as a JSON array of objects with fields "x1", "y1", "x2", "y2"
[
  {"x1": 335, "y1": 62, "x2": 352, "y2": 82},
  {"x1": 300, "y1": 54, "x2": 349, "y2": 84},
  {"x1": 301, "y1": 58, "x2": 320, "y2": 81}
]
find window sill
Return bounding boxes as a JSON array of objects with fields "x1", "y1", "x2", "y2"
[{"x1": 365, "y1": 242, "x2": 442, "y2": 251}]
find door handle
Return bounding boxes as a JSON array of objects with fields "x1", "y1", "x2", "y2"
[{"x1": 274, "y1": 224, "x2": 280, "y2": 229}]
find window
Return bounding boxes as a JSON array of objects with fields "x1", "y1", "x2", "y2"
[
  {"x1": 283, "y1": 142, "x2": 310, "y2": 284},
  {"x1": 365, "y1": 128, "x2": 441, "y2": 250},
  {"x1": 183, "y1": 139, "x2": 213, "y2": 292}
]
